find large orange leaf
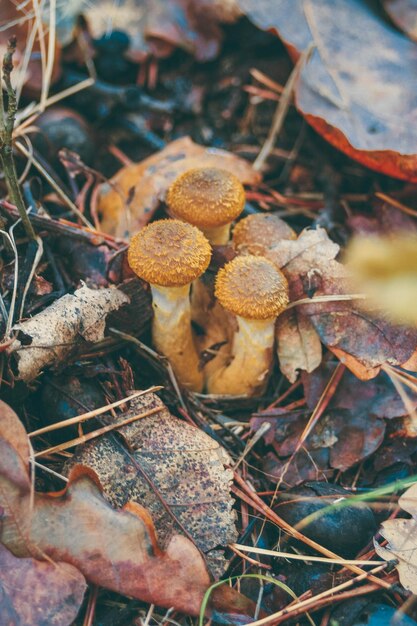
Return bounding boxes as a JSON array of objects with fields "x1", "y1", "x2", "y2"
[{"x1": 238, "y1": 0, "x2": 417, "y2": 181}]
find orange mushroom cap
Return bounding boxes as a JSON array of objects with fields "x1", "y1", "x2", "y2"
[
  {"x1": 166, "y1": 167, "x2": 245, "y2": 229},
  {"x1": 215, "y1": 255, "x2": 289, "y2": 320},
  {"x1": 233, "y1": 213, "x2": 296, "y2": 256},
  {"x1": 128, "y1": 219, "x2": 211, "y2": 287}
]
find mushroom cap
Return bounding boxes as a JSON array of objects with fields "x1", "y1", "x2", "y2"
[
  {"x1": 215, "y1": 255, "x2": 289, "y2": 320},
  {"x1": 128, "y1": 219, "x2": 211, "y2": 287},
  {"x1": 166, "y1": 167, "x2": 245, "y2": 229},
  {"x1": 233, "y1": 213, "x2": 296, "y2": 255}
]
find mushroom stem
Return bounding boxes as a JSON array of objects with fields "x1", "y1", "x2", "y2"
[
  {"x1": 201, "y1": 224, "x2": 231, "y2": 246},
  {"x1": 151, "y1": 284, "x2": 204, "y2": 392},
  {"x1": 206, "y1": 317, "x2": 275, "y2": 396}
]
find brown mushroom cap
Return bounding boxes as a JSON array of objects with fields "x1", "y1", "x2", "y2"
[
  {"x1": 233, "y1": 213, "x2": 296, "y2": 255},
  {"x1": 128, "y1": 219, "x2": 211, "y2": 287},
  {"x1": 215, "y1": 255, "x2": 289, "y2": 320},
  {"x1": 166, "y1": 167, "x2": 245, "y2": 229}
]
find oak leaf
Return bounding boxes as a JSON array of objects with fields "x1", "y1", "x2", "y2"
[{"x1": 238, "y1": 0, "x2": 417, "y2": 181}]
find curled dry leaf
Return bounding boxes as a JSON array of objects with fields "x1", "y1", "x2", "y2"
[
  {"x1": 0, "y1": 543, "x2": 86, "y2": 626},
  {"x1": 7, "y1": 284, "x2": 129, "y2": 382},
  {"x1": 97, "y1": 136, "x2": 261, "y2": 238},
  {"x1": 383, "y1": 0, "x2": 417, "y2": 41},
  {"x1": 270, "y1": 228, "x2": 417, "y2": 381},
  {"x1": 375, "y1": 482, "x2": 417, "y2": 593},
  {"x1": 66, "y1": 391, "x2": 237, "y2": 576},
  {"x1": 239, "y1": 0, "x2": 417, "y2": 181}
]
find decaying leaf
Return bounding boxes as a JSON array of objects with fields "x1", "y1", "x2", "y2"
[
  {"x1": 0, "y1": 401, "x2": 254, "y2": 620},
  {"x1": 239, "y1": 0, "x2": 417, "y2": 180},
  {"x1": 7, "y1": 284, "x2": 129, "y2": 382},
  {"x1": 0, "y1": 543, "x2": 86, "y2": 626},
  {"x1": 97, "y1": 136, "x2": 261, "y2": 238},
  {"x1": 66, "y1": 391, "x2": 237, "y2": 576},
  {"x1": 384, "y1": 0, "x2": 417, "y2": 41},
  {"x1": 270, "y1": 228, "x2": 417, "y2": 381},
  {"x1": 375, "y1": 482, "x2": 417, "y2": 593}
]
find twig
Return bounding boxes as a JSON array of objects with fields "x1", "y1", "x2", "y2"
[
  {"x1": 0, "y1": 37, "x2": 36, "y2": 241},
  {"x1": 253, "y1": 43, "x2": 315, "y2": 171}
]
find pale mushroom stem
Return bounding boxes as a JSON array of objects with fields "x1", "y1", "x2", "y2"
[
  {"x1": 202, "y1": 224, "x2": 231, "y2": 246},
  {"x1": 151, "y1": 284, "x2": 203, "y2": 392},
  {"x1": 206, "y1": 317, "x2": 275, "y2": 396}
]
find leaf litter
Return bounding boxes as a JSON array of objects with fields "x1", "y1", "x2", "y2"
[{"x1": 2, "y1": 1, "x2": 417, "y2": 624}]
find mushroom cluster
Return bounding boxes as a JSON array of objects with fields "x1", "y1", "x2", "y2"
[{"x1": 127, "y1": 167, "x2": 292, "y2": 396}]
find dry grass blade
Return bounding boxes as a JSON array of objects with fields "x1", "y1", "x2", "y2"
[
  {"x1": 254, "y1": 43, "x2": 315, "y2": 171},
  {"x1": 29, "y1": 387, "x2": 163, "y2": 437},
  {"x1": 34, "y1": 405, "x2": 163, "y2": 458},
  {"x1": 232, "y1": 544, "x2": 381, "y2": 566},
  {"x1": 382, "y1": 364, "x2": 417, "y2": 436}
]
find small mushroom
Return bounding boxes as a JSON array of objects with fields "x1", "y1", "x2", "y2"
[
  {"x1": 128, "y1": 219, "x2": 211, "y2": 392},
  {"x1": 233, "y1": 213, "x2": 296, "y2": 257},
  {"x1": 166, "y1": 167, "x2": 245, "y2": 245},
  {"x1": 206, "y1": 255, "x2": 289, "y2": 396}
]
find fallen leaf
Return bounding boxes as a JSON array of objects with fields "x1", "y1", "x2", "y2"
[
  {"x1": 7, "y1": 284, "x2": 130, "y2": 382},
  {"x1": 238, "y1": 0, "x2": 417, "y2": 181},
  {"x1": 0, "y1": 402, "x2": 255, "y2": 620},
  {"x1": 275, "y1": 311, "x2": 322, "y2": 384},
  {"x1": 252, "y1": 408, "x2": 385, "y2": 480},
  {"x1": 66, "y1": 391, "x2": 237, "y2": 576},
  {"x1": 97, "y1": 136, "x2": 261, "y2": 238},
  {"x1": 375, "y1": 482, "x2": 417, "y2": 593},
  {"x1": 0, "y1": 543, "x2": 86, "y2": 626},
  {"x1": 269, "y1": 228, "x2": 417, "y2": 380},
  {"x1": 302, "y1": 365, "x2": 417, "y2": 421},
  {"x1": 384, "y1": 0, "x2": 417, "y2": 41}
]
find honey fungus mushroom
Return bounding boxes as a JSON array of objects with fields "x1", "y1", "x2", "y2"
[
  {"x1": 206, "y1": 255, "x2": 289, "y2": 396},
  {"x1": 166, "y1": 167, "x2": 245, "y2": 245},
  {"x1": 233, "y1": 213, "x2": 296, "y2": 257},
  {"x1": 128, "y1": 219, "x2": 211, "y2": 392}
]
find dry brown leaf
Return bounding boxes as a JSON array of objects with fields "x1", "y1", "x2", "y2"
[
  {"x1": 66, "y1": 391, "x2": 237, "y2": 576},
  {"x1": 375, "y1": 482, "x2": 417, "y2": 593},
  {"x1": 0, "y1": 543, "x2": 86, "y2": 626},
  {"x1": 97, "y1": 136, "x2": 261, "y2": 238},
  {"x1": 384, "y1": 0, "x2": 417, "y2": 40},
  {"x1": 239, "y1": 0, "x2": 417, "y2": 181},
  {"x1": 7, "y1": 284, "x2": 129, "y2": 382},
  {"x1": 269, "y1": 228, "x2": 417, "y2": 381},
  {"x1": 275, "y1": 311, "x2": 322, "y2": 384}
]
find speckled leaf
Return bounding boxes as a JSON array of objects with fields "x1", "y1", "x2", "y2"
[{"x1": 66, "y1": 391, "x2": 237, "y2": 576}]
